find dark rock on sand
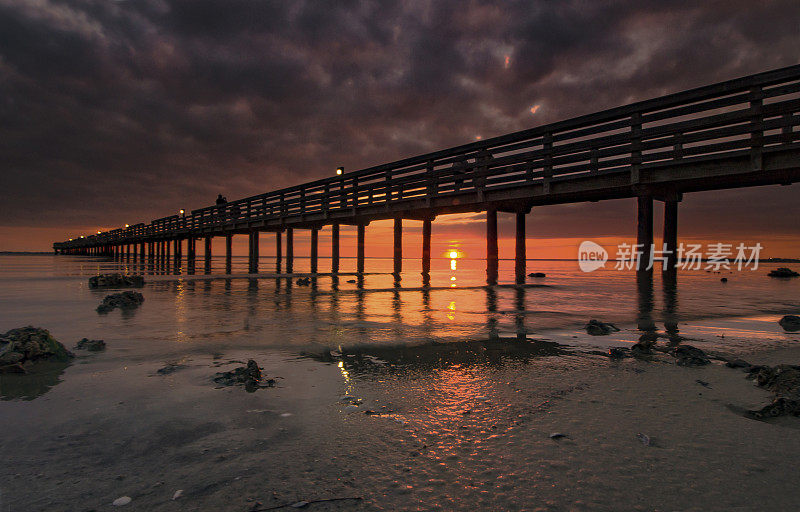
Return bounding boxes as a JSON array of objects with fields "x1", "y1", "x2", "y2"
[
  {"x1": 630, "y1": 341, "x2": 655, "y2": 359},
  {"x1": 0, "y1": 327, "x2": 73, "y2": 373},
  {"x1": 346, "y1": 279, "x2": 357, "y2": 283},
  {"x1": 585, "y1": 319, "x2": 620, "y2": 336},
  {"x1": 296, "y1": 277, "x2": 311, "y2": 286},
  {"x1": 213, "y1": 359, "x2": 275, "y2": 392},
  {"x1": 96, "y1": 291, "x2": 144, "y2": 314},
  {"x1": 608, "y1": 347, "x2": 627, "y2": 359},
  {"x1": 156, "y1": 363, "x2": 187, "y2": 375},
  {"x1": 74, "y1": 338, "x2": 106, "y2": 351},
  {"x1": 725, "y1": 358, "x2": 751, "y2": 369},
  {"x1": 528, "y1": 272, "x2": 546, "y2": 278},
  {"x1": 747, "y1": 365, "x2": 800, "y2": 419},
  {"x1": 672, "y1": 345, "x2": 710, "y2": 366},
  {"x1": 768, "y1": 267, "x2": 799, "y2": 278},
  {"x1": 778, "y1": 315, "x2": 800, "y2": 332},
  {"x1": 89, "y1": 273, "x2": 144, "y2": 288},
  {"x1": 720, "y1": 277, "x2": 728, "y2": 282}
]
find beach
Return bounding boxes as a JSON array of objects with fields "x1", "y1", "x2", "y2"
[{"x1": 1, "y1": 254, "x2": 799, "y2": 511}]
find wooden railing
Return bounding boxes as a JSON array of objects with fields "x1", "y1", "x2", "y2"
[{"x1": 55, "y1": 64, "x2": 800, "y2": 249}]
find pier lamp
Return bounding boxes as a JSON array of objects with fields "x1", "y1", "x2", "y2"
[
  {"x1": 125, "y1": 224, "x2": 129, "y2": 228},
  {"x1": 336, "y1": 166, "x2": 344, "y2": 175},
  {"x1": 97, "y1": 231, "x2": 101, "y2": 234},
  {"x1": 179, "y1": 209, "x2": 185, "y2": 216}
]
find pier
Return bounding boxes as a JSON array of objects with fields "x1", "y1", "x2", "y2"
[{"x1": 54, "y1": 65, "x2": 800, "y2": 282}]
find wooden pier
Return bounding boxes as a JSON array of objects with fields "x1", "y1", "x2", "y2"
[{"x1": 54, "y1": 65, "x2": 800, "y2": 282}]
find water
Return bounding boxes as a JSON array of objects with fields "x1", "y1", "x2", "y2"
[
  {"x1": 1, "y1": 254, "x2": 799, "y2": 511},
  {"x1": 1, "y1": 254, "x2": 798, "y2": 353}
]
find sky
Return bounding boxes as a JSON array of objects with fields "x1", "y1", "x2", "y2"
[{"x1": 1, "y1": 0, "x2": 799, "y2": 257}]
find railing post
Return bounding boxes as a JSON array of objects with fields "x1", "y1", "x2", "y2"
[
  {"x1": 630, "y1": 112, "x2": 642, "y2": 183},
  {"x1": 542, "y1": 133, "x2": 553, "y2": 193},
  {"x1": 750, "y1": 86, "x2": 764, "y2": 170}
]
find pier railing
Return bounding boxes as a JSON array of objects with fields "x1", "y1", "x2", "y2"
[{"x1": 55, "y1": 64, "x2": 800, "y2": 249}]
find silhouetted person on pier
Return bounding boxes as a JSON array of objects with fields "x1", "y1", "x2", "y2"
[{"x1": 216, "y1": 194, "x2": 227, "y2": 205}]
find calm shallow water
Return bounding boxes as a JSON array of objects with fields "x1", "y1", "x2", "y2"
[
  {"x1": 1, "y1": 254, "x2": 798, "y2": 352},
  {"x1": 1, "y1": 254, "x2": 799, "y2": 511}
]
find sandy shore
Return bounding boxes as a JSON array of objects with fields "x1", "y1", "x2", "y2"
[{"x1": 2, "y1": 328, "x2": 800, "y2": 512}]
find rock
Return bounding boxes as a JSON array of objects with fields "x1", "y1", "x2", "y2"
[
  {"x1": 746, "y1": 364, "x2": 800, "y2": 418},
  {"x1": 585, "y1": 319, "x2": 620, "y2": 336},
  {"x1": 346, "y1": 279, "x2": 357, "y2": 283},
  {"x1": 608, "y1": 347, "x2": 627, "y2": 359},
  {"x1": 213, "y1": 359, "x2": 274, "y2": 392},
  {"x1": 74, "y1": 338, "x2": 106, "y2": 351},
  {"x1": 96, "y1": 291, "x2": 144, "y2": 314},
  {"x1": 630, "y1": 341, "x2": 654, "y2": 358},
  {"x1": 636, "y1": 433, "x2": 651, "y2": 446},
  {"x1": 778, "y1": 315, "x2": 800, "y2": 332},
  {"x1": 528, "y1": 272, "x2": 546, "y2": 278},
  {"x1": 726, "y1": 358, "x2": 751, "y2": 369},
  {"x1": 750, "y1": 397, "x2": 800, "y2": 419},
  {"x1": 112, "y1": 496, "x2": 132, "y2": 506},
  {"x1": 720, "y1": 277, "x2": 728, "y2": 282},
  {"x1": 0, "y1": 326, "x2": 73, "y2": 373},
  {"x1": 672, "y1": 345, "x2": 710, "y2": 366},
  {"x1": 549, "y1": 433, "x2": 567, "y2": 439},
  {"x1": 172, "y1": 490, "x2": 183, "y2": 500},
  {"x1": 296, "y1": 277, "x2": 311, "y2": 286},
  {"x1": 89, "y1": 273, "x2": 144, "y2": 288},
  {"x1": 768, "y1": 267, "x2": 799, "y2": 278},
  {"x1": 156, "y1": 363, "x2": 187, "y2": 375}
]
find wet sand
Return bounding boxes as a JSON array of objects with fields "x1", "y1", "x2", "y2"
[{"x1": 2, "y1": 328, "x2": 800, "y2": 511}]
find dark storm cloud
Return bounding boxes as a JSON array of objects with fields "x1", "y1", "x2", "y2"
[{"x1": 1, "y1": 0, "x2": 799, "y2": 240}]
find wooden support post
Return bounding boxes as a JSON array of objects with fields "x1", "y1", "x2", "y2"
[
  {"x1": 275, "y1": 231, "x2": 282, "y2": 273},
  {"x1": 139, "y1": 242, "x2": 145, "y2": 261},
  {"x1": 286, "y1": 228, "x2": 294, "y2": 273},
  {"x1": 393, "y1": 217, "x2": 402, "y2": 275},
  {"x1": 637, "y1": 195, "x2": 654, "y2": 272},
  {"x1": 486, "y1": 209, "x2": 498, "y2": 284},
  {"x1": 164, "y1": 240, "x2": 170, "y2": 262},
  {"x1": 331, "y1": 223, "x2": 340, "y2": 274},
  {"x1": 422, "y1": 218, "x2": 432, "y2": 276},
  {"x1": 248, "y1": 231, "x2": 259, "y2": 273},
  {"x1": 310, "y1": 227, "x2": 319, "y2": 274},
  {"x1": 204, "y1": 236, "x2": 212, "y2": 273},
  {"x1": 174, "y1": 238, "x2": 181, "y2": 263},
  {"x1": 225, "y1": 234, "x2": 233, "y2": 273},
  {"x1": 663, "y1": 199, "x2": 679, "y2": 272},
  {"x1": 357, "y1": 224, "x2": 365, "y2": 274},
  {"x1": 515, "y1": 211, "x2": 526, "y2": 284}
]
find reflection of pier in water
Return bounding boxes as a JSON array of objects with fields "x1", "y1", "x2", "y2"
[{"x1": 147, "y1": 267, "x2": 683, "y2": 347}]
